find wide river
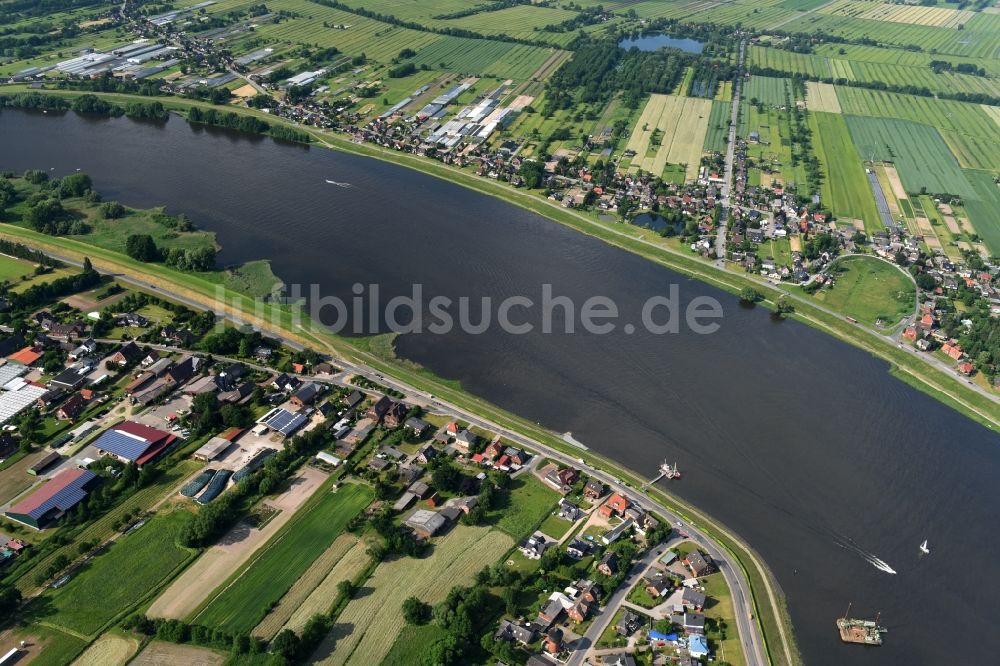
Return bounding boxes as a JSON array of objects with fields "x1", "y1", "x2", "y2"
[{"x1": 2, "y1": 109, "x2": 998, "y2": 664}]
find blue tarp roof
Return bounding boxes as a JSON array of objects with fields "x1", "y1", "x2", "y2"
[{"x1": 650, "y1": 630, "x2": 678, "y2": 641}]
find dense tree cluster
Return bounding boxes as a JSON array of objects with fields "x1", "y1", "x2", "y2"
[{"x1": 544, "y1": 37, "x2": 707, "y2": 112}]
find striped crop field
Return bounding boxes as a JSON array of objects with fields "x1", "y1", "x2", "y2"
[
  {"x1": 406, "y1": 39, "x2": 559, "y2": 80},
  {"x1": 825, "y1": 0, "x2": 976, "y2": 29},
  {"x1": 441, "y1": 5, "x2": 581, "y2": 46},
  {"x1": 686, "y1": 0, "x2": 801, "y2": 29},
  {"x1": 806, "y1": 82, "x2": 841, "y2": 113},
  {"x1": 779, "y1": 13, "x2": 1000, "y2": 58},
  {"x1": 751, "y1": 45, "x2": 1000, "y2": 98},
  {"x1": 193, "y1": 483, "x2": 373, "y2": 635},
  {"x1": 281, "y1": 538, "x2": 371, "y2": 635},
  {"x1": 745, "y1": 75, "x2": 790, "y2": 107},
  {"x1": 836, "y1": 87, "x2": 998, "y2": 140},
  {"x1": 835, "y1": 88, "x2": 1000, "y2": 173},
  {"x1": 625, "y1": 94, "x2": 712, "y2": 180},
  {"x1": 749, "y1": 45, "x2": 831, "y2": 78},
  {"x1": 704, "y1": 100, "x2": 732, "y2": 153},
  {"x1": 845, "y1": 116, "x2": 975, "y2": 198},
  {"x1": 309, "y1": 525, "x2": 514, "y2": 666},
  {"x1": 810, "y1": 112, "x2": 881, "y2": 231},
  {"x1": 963, "y1": 169, "x2": 1000, "y2": 255},
  {"x1": 252, "y1": 534, "x2": 359, "y2": 640},
  {"x1": 812, "y1": 42, "x2": 1000, "y2": 77},
  {"x1": 982, "y1": 104, "x2": 1000, "y2": 129},
  {"x1": 625, "y1": 0, "x2": 730, "y2": 21}
]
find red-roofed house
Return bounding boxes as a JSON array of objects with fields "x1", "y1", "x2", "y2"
[
  {"x1": 958, "y1": 362, "x2": 975, "y2": 375},
  {"x1": 599, "y1": 492, "x2": 631, "y2": 518},
  {"x1": 902, "y1": 327, "x2": 917, "y2": 341},
  {"x1": 7, "y1": 346, "x2": 42, "y2": 366}
]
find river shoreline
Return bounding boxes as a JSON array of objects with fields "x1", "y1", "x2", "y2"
[
  {"x1": 4, "y1": 104, "x2": 1000, "y2": 665},
  {"x1": 1, "y1": 85, "x2": 996, "y2": 432}
]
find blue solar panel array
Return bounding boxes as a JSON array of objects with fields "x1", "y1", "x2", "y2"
[
  {"x1": 25, "y1": 470, "x2": 96, "y2": 519},
  {"x1": 261, "y1": 408, "x2": 307, "y2": 436},
  {"x1": 93, "y1": 429, "x2": 151, "y2": 461}
]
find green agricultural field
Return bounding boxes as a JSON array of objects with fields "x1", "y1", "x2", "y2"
[
  {"x1": 781, "y1": 11, "x2": 999, "y2": 58},
  {"x1": 845, "y1": 115, "x2": 975, "y2": 198},
  {"x1": 810, "y1": 112, "x2": 881, "y2": 231},
  {"x1": 193, "y1": 483, "x2": 373, "y2": 634},
  {"x1": 838, "y1": 87, "x2": 1000, "y2": 174},
  {"x1": 751, "y1": 44, "x2": 1000, "y2": 98},
  {"x1": 38, "y1": 509, "x2": 196, "y2": 637},
  {"x1": 811, "y1": 256, "x2": 916, "y2": 326},
  {"x1": 745, "y1": 75, "x2": 790, "y2": 107},
  {"x1": 492, "y1": 474, "x2": 560, "y2": 541},
  {"x1": 962, "y1": 169, "x2": 1000, "y2": 255},
  {"x1": 7, "y1": 460, "x2": 200, "y2": 594},
  {"x1": 0, "y1": 254, "x2": 36, "y2": 283},
  {"x1": 704, "y1": 100, "x2": 732, "y2": 153}
]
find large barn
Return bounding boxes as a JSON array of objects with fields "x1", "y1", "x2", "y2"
[
  {"x1": 5, "y1": 468, "x2": 99, "y2": 529},
  {"x1": 91, "y1": 420, "x2": 177, "y2": 466}
]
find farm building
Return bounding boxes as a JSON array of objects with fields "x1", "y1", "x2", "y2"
[
  {"x1": 28, "y1": 451, "x2": 61, "y2": 475},
  {"x1": 5, "y1": 468, "x2": 99, "y2": 529},
  {"x1": 257, "y1": 407, "x2": 308, "y2": 437},
  {"x1": 404, "y1": 508, "x2": 447, "y2": 538},
  {"x1": 91, "y1": 421, "x2": 177, "y2": 465},
  {"x1": 193, "y1": 427, "x2": 243, "y2": 461}
]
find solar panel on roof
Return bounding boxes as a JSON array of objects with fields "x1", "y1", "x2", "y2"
[
  {"x1": 93, "y1": 429, "x2": 152, "y2": 461},
  {"x1": 260, "y1": 408, "x2": 307, "y2": 436}
]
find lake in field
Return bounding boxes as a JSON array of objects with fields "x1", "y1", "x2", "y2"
[
  {"x1": 2, "y1": 109, "x2": 998, "y2": 665},
  {"x1": 619, "y1": 32, "x2": 704, "y2": 54}
]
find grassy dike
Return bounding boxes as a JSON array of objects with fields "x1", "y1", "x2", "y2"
[{"x1": 0, "y1": 220, "x2": 802, "y2": 665}]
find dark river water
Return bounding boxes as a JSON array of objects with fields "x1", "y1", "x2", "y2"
[{"x1": 2, "y1": 109, "x2": 998, "y2": 665}]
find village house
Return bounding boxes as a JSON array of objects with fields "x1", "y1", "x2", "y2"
[
  {"x1": 404, "y1": 417, "x2": 429, "y2": 436},
  {"x1": 599, "y1": 492, "x2": 631, "y2": 518},
  {"x1": 584, "y1": 478, "x2": 604, "y2": 499},
  {"x1": 494, "y1": 620, "x2": 536, "y2": 645},
  {"x1": 645, "y1": 577, "x2": 672, "y2": 599},
  {"x1": 415, "y1": 444, "x2": 438, "y2": 464},
  {"x1": 684, "y1": 550, "x2": 715, "y2": 577},
  {"x1": 682, "y1": 587, "x2": 707, "y2": 611},
  {"x1": 558, "y1": 499, "x2": 582, "y2": 521},
  {"x1": 108, "y1": 341, "x2": 143, "y2": 366},
  {"x1": 597, "y1": 550, "x2": 620, "y2": 576},
  {"x1": 366, "y1": 395, "x2": 392, "y2": 422},
  {"x1": 290, "y1": 382, "x2": 323, "y2": 407},
  {"x1": 383, "y1": 401, "x2": 408, "y2": 428},
  {"x1": 683, "y1": 611, "x2": 706, "y2": 635},
  {"x1": 520, "y1": 533, "x2": 549, "y2": 559},
  {"x1": 56, "y1": 393, "x2": 89, "y2": 421},
  {"x1": 616, "y1": 609, "x2": 642, "y2": 636}
]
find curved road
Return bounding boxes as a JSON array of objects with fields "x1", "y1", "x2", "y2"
[{"x1": 43, "y1": 251, "x2": 772, "y2": 665}]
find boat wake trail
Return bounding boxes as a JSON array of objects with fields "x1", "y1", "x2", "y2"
[
  {"x1": 325, "y1": 179, "x2": 352, "y2": 188},
  {"x1": 834, "y1": 536, "x2": 897, "y2": 575}
]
